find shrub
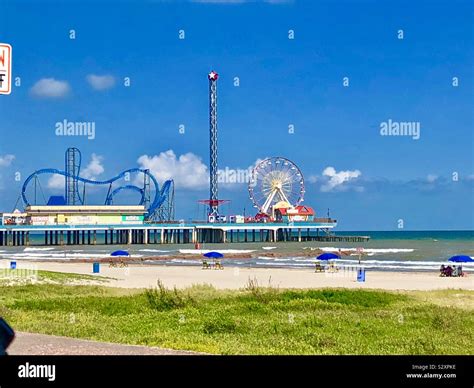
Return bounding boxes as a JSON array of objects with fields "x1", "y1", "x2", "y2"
[
  {"x1": 145, "y1": 280, "x2": 192, "y2": 311},
  {"x1": 244, "y1": 277, "x2": 279, "y2": 304},
  {"x1": 281, "y1": 289, "x2": 405, "y2": 308},
  {"x1": 202, "y1": 316, "x2": 238, "y2": 334}
]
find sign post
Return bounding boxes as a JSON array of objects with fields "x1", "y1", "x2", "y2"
[
  {"x1": 356, "y1": 247, "x2": 365, "y2": 282},
  {"x1": 0, "y1": 43, "x2": 12, "y2": 95},
  {"x1": 356, "y1": 247, "x2": 364, "y2": 265}
]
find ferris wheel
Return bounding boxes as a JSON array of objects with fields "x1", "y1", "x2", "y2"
[{"x1": 248, "y1": 157, "x2": 305, "y2": 216}]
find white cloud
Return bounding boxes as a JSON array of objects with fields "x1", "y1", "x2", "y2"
[
  {"x1": 0, "y1": 154, "x2": 15, "y2": 167},
  {"x1": 47, "y1": 154, "x2": 104, "y2": 189},
  {"x1": 137, "y1": 150, "x2": 209, "y2": 190},
  {"x1": 427, "y1": 174, "x2": 438, "y2": 183},
  {"x1": 47, "y1": 174, "x2": 65, "y2": 189},
  {"x1": 86, "y1": 74, "x2": 116, "y2": 91},
  {"x1": 320, "y1": 166, "x2": 362, "y2": 192},
  {"x1": 137, "y1": 151, "x2": 267, "y2": 191},
  {"x1": 30, "y1": 78, "x2": 70, "y2": 98},
  {"x1": 81, "y1": 154, "x2": 105, "y2": 180}
]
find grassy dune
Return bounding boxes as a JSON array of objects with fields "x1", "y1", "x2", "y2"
[
  {"x1": 0, "y1": 269, "x2": 111, "y2": 285},
  {"x1": 0, "y1": 272, "x2": 473, "y2": 354}
]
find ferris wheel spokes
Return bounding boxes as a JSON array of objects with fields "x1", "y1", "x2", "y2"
[{"x1": 248, "y1": 157, "x2": 305, "y2": 218}]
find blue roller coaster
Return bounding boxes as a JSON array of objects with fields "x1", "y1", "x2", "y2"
[{"x1": 21, "y1": 148, "x2": 174, "y2": 220}]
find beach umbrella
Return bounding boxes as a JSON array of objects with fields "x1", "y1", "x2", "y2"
[
  {"x1": 110, "y1": 250, "x2": 130, "y2": 257},
  {"x1": 316, "y1": 252, "x2": 340, "y2": 261},
  {"x1": 203, "y1": 251, "x2": 224, "y2": 259},
  {"x1": 448, "y1": 255, "x2": 473, "y2": 263}
]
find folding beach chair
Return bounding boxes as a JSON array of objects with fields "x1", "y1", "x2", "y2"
[{"x1": 315, "y1": 262, "x2": 324, "y2": 272}]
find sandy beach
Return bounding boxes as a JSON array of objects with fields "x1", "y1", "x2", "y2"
[{"x1": 12, "y1": 260, "x2": 474, "y2": 291}]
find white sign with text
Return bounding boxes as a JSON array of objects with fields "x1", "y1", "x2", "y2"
[{"x1": 0, "y1": 43, "x2": 12, "y2": 95}]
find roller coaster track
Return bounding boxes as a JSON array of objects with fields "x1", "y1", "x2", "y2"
[
  {"x1": 21, "y1": 168, "x2": 173, "y2": 219},
  {"x1": 105, "y1": 185, "x2": 145, "y2": 205}
]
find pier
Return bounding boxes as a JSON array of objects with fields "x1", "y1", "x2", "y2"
[
  {"x1": 0, "y1": 74, "x2": 372, "y2": 251},
  {"x1": 0, "y1": 220, "x2": 369, "y2": 247}
]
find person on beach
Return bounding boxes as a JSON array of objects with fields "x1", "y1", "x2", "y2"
[
  {"x1": 445, "y1": 266, "x2": 453, "y2": 277},
  {"x1": 441, "y1": 265, "x2": 453, "y2": 277}
]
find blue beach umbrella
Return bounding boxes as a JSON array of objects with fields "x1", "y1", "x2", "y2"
[
  {"x1": 203, "y1": 251, "x2": 224, "y2": 259},
  {"x1": 448, "y1": 255, "x2": 473, "y2": 263},
  {"x1": 110, "y1": 250, "x2": 130, "y2": 257},
  {"x1": 317, "y1": 252, "x2": 340, "y2": 261}
]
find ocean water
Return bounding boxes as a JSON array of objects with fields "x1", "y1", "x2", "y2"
[{"x1": 0, "y1": 230, "x2": 472, "y2": 273}]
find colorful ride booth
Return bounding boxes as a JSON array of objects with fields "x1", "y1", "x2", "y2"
[{"x1": 273, "y1": 202, "x2": 315, "y2": 223}]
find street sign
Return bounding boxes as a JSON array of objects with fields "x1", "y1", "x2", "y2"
[{"x1": 0, "y1": 43, "x2": 12, "y2": 95}]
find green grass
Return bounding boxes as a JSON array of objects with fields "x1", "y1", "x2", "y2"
[
  {"x1": 0, "y1": 270, "x2": 112, "y2": 286},
  {"x1": 1, "y1": 277, "x2": 473, "y2": 354}
]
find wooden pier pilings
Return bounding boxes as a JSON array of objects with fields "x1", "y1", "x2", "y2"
[{"x1": 0, "y1": 222, "x2": 368, "y2": 247}]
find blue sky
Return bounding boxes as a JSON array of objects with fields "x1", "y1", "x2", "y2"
[{"x1": 0, "y1": 0, "x2": 473, "y2": 230}]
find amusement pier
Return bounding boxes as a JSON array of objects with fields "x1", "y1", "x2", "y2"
[
  {"x1": 0, "y1": 71, "x2": 369, "y2": 247},
  {"x1": 0, "y1": 218, "x2": 370, "y2": 247}
]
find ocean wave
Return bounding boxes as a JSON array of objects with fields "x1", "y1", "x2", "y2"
[
  {"x1": 256, "y1": 261, "x2": 313, "y2": 268},
  {"x1": 252, "y1": 256, "x2": 474, "y2": 272},
  {"x1": 318, "y1": 247, "x2": 414, "y2": 253},
  {"x1": 179, "y1": 249, "x2": 255, "y2": 254},
  {"x1": 139, "y1": 249, "x2": 176, "y2": 253},
  {"x1": 170, "y1": 259, "x2": 201, "y2": 264},
  {"x1": 23, "y1": 247, "x2": 55, "y2": 252},
  {"x1": 8, "y1": 253, "x2": 107, "y2": 259},
  {"x1": 257, "y1": 256, "x2": 304, "y2": 261},
  {"x1": 253, "y1": 261, "x2": 473, "y2": 272},
  {"x1": 6, "y1": 252, "x2": 143, "y2": 259},
  {"x1": 293, "y1": 257, "x2": 322, "y2": 263},
  {"x1": 262, "y1": 247, "x2": 277, "y2": 250}
]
